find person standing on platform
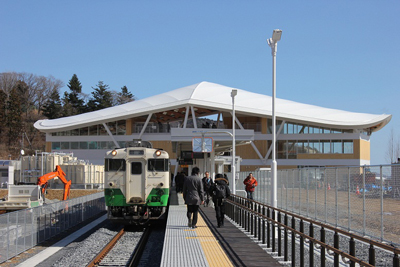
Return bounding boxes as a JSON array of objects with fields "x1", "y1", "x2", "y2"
[
  {"x1": 243, "y1": 173, "x2": 258, "y2": 200},
  {"x1": 202, "y1": 171, "x2": 213, "y2": 207},
  {"x1": 175, "y1": 172, "x2": 184, "y2": 193},
  {"x1": 183, "y1": 167, "x2": 204, "y2": 228},
  {"x1": 210, "y1": 173, "x2": 231, "y2": 227}
]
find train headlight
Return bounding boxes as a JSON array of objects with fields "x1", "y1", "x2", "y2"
[
  {"x1": 155, "y1": 150, "x2": 162, "y2": 157},
  {"x1": 111, "y1": 150, "x2": 117, "y2": 156}
]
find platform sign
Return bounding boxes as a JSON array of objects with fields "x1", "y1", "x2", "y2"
[{"x1": 192, "y1": 137, "x2": 213, "y2": 153}]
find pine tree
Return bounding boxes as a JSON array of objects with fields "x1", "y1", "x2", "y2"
[
  {"x1": 87, "y1": 81, "x2": 113, "y2": 111},
  {"x1": 0, "y1": 90, "x2": 7, "y2": 141},
  {"x1": 14, "y1": 80, "x2": 31, "y2": 114},
  {"x1": 63, "y1": 74, "x2": 85, "y2": 115},
  {"x1": 116, "y1": 85, "x2": 135, "y2": 105},
  {"x1": 7, "y1": 87, "x2": 23, "y2": 147},
  {"x1": 42, "y1": 88, "x2": 63, "y2": 119}
]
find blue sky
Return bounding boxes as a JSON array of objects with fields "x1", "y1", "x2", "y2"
[{"x1": 1, "y1": 1, "x2": 399, "y2": 165}]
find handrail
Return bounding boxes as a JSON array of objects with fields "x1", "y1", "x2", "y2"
[
  {"x1": 226, "y1": 194, "x2": 400, "y2": 266},
  {"x1": 229, "y1": 194, "x2": 400, "y2": 254}
]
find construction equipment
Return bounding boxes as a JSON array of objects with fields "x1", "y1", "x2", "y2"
[
  {"x1": 37, "y1": 165, "x2": 71, "y2": 201},
  {"x1": 0, "y1": 166, "x2": 71, "y2": 212},
  {"x1": 0, "y1": 185, "x2": 43, "y2": 211}
]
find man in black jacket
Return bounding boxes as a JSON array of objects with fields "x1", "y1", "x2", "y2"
[
  {"x1": 183, "y1": 167, "x2": 204, "y2": 228},
  {"x1": 175, "y1": 172, "x2": 185, "y2": 193},
  {"x1": 202, "y1": 171, "x2": 212, "y2": 207},
  {"x1": 210, "y1": 173, "x2": 231, "y2": 227}
]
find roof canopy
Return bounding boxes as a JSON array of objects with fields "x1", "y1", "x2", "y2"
[{"x1": 34, "y1": 81, "x2": 391, "y2": 133}]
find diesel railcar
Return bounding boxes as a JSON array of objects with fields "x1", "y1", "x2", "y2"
[{"x1": 104, "y1": 142, "x2": 170, "y2": 225}]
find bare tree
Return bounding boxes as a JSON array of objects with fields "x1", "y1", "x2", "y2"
[
  {"x1": 0, "y1": 72, "x2": 64, "y2": 112},
  {"x1": 0, "y1": 72, "x2": 19, "y2": 94},
  {"x1": 0, "y1": 72, "x2": 64, "y2": 157},
  {"x1": 386, "y1": 128, "x2": 400, "y2": 163},
  {"x1": 35, "y1": 75, "x2": 64, "y2": 112}
]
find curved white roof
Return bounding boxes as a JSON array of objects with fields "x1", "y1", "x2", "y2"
[{"x1": 34, "y1": 81, "x2": 391, "y2": 133}]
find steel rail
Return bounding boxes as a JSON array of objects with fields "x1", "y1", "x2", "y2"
[
  {"x1": 86, "y1": 227, "x2": 125, "y2": 267},
  {"x1": 128, "y1": 227, "x2": 152, "y2": 267}
]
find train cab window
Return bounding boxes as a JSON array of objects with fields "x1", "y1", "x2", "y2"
[
  {"x1": 148, "y1": 159, "x2": 169, "y2": 172},
  {"x1": 105, "y1": 159, "x2": 126, "y2": 172},
  {"x1": 131, "y1": 162, "x2": 142, "y2": 175}
]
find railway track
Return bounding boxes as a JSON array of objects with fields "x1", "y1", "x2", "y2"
[{"x1": 87, "y1": 226, "x2": 152, "y2": 267}]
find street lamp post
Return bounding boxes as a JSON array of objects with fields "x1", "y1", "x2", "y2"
[
  {"x1": 20, "y1": 149, "x2": 25, "y2": 183},
  {"x1": 267, "y1": 29, "x2": 282, "y2": 208},
  {"x1": 231, "y1": 89, "x2": 238, "y2": 194}
]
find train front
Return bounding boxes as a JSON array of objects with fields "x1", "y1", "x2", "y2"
[{"x1": 104, "y1": 146, "x2": 170, "y2": 225}]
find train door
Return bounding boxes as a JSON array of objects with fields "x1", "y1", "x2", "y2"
[{"x1": 126, "y1": 159, "x2": 146, "y2": 203}]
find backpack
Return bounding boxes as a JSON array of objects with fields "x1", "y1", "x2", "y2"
[{"x1": 214, "y1": 184, "x2": 226, "y2": 199}]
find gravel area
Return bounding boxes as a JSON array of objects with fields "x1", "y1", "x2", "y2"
[
  {"x1": 0, "y1": 212, "x2": 107, "y2": 267},
  {"x1": 52, "y1": 226, "x2": 121, "y2": 267},
  {"x1": 36, "y1": 224, "x2": 165, "y2": 267},
  {"x1": 1, "y1": 212, "x2": 166, "y2": 267},
  {"x1": 99, "y1": 231, "x2": 144, "y2": 266}
]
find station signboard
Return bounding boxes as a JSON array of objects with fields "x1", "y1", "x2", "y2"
[{"x1": 192, "y1": 137, "x2": 213, "y2": 153}]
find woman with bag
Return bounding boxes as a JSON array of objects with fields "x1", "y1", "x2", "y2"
[{"x1": 210, "y1": 173, "x2": 231, "y2": 227}]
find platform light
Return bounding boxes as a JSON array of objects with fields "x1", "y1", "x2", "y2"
[
  {"x1": 231, "y1": 89, "x2": 237, "y2": 194},
  {"x1": 272, "y1": 29, "x2": 282, "y2": 42},
  {"x1": 267, "y1": 29, "x2": 282, "y2": 209}
]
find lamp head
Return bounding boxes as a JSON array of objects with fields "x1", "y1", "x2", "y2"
[
  {"x1": 231, "y1": 89, "x2": 238, "y2": 97},
  {"x1": 272, "y1": 29, "x2": 282, "y2": 42}
]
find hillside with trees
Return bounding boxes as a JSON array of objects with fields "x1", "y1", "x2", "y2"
[{"x1": 0, "y1": 72, "x2": 135, "y2": 159}]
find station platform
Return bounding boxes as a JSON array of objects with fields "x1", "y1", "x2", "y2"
[{"x1": 161, "y1": 188, "x2": 282, "y2": 267}]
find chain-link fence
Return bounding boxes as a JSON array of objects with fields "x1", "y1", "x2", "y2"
[
  {"x1": 235, "y1": 164, "x2": 400, "y2": 246},
  {"x1": 0, "y1": 192, "x2": 105, "y2": 264}
]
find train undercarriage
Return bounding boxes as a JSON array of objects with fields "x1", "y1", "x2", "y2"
[{"x1": 107, "y1": 205, "x2": 167, "y2": 225}]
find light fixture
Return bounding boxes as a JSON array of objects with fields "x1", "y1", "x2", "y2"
[
  {"x1": 155, "y1": 150, "x2": 162, "y2": 156},
  {"x1": 267, "y1": 29, "x2": 282, "y2": 209},
  {"x1": 111, "y1": 150, "x2": 117, "y2": 156},
  {"x1": 231, "y1": 89, "x2": 237, "y2": 98},
  {"x1": 231, "y1": 89, "x2": 238, "y2": 194},
  {"x1": 272, "y1": 29, "x2": 282, "y2": 42}
]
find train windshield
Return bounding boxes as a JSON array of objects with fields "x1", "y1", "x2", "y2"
[
  {"x1": 105, "y1": 159, "x2": 126, "y2": 172},
  {"x1": 148, "y1": 159, "x2": 169, "y2": 172},
  {"x1": 131, "y1": 162, "x2": 142, "y2": 174}
]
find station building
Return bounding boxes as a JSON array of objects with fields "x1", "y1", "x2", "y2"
[{"x1": 34, "y1": 82, "x2": 391, "y2": 176}]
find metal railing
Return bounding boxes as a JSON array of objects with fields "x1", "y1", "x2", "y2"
[
  {"x1": 236, "y1": 164, "x2": 400, "y2": 246},
  {"x1": 0, "y1": 192, "x2": 105, "y2": 264},
  {"x1": 226, "y1": 195, "x2": 400, "y2": 267}
]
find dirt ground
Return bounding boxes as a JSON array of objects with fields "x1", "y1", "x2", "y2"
[{"x1": 0, "y1": 189, "x2": 102, "y2": 201}]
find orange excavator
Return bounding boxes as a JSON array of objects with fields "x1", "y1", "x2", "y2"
[{"x1": 37, "y1": 165, "x2": 72, "y2": 201}]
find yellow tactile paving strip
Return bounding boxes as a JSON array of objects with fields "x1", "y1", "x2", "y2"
[{"x1": 186, "y1": 214, "x2": 234, "y2": 267}]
